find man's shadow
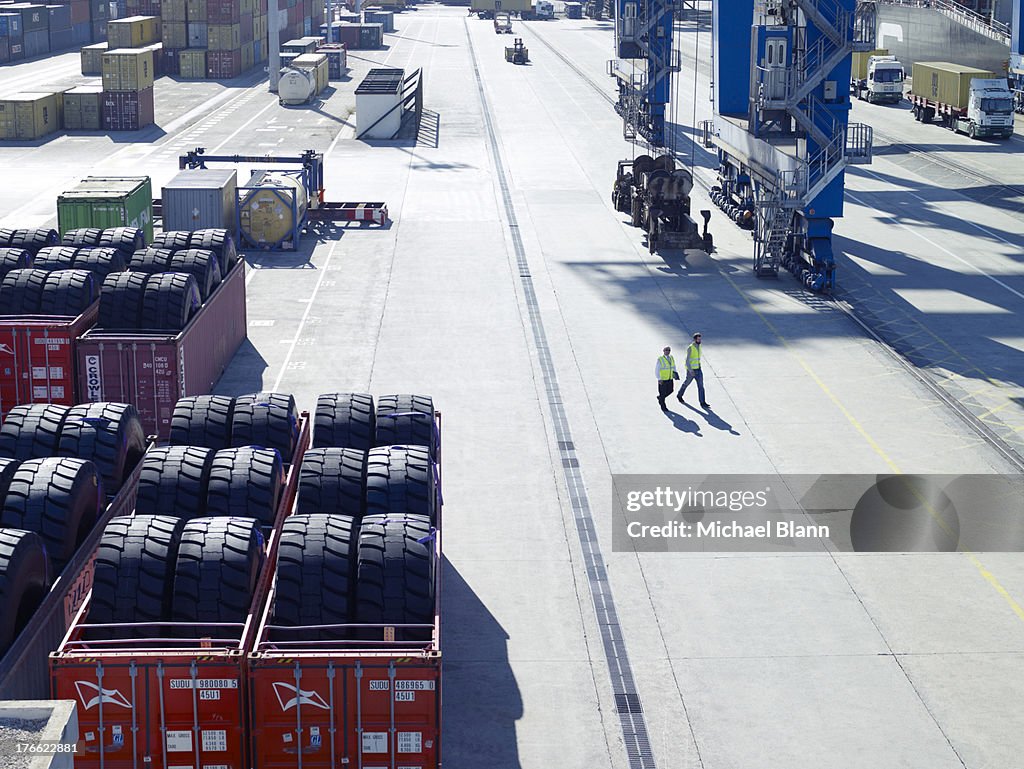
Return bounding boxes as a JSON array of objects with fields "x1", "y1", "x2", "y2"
[
  {"x1": 681, "y1": 402, "x2": 741, "y2": 435},
  {"x1": 663, "y1": 407, "x2": 703, "y2": 436}
]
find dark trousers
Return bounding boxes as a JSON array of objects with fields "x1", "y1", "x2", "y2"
[
  {"x1": 680, "y1": 368, "x2": 705, "y2": 403},
  {"x1": 657, "y1": 379, "x2": 674, "y2": 407}
]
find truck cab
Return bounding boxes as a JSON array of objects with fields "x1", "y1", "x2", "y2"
[
  {"x1": 531, "y1": 0, "x2": 554, "y2": 18},
  {"x1": 965, "y1": 79, "x2": 1015, "y2": 138},
  {"x1": 863, "y1": 55, "x2": 904, "y2": 103}
]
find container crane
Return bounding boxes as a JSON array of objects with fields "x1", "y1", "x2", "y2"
[{"x1": 1012, "y1": 0, "x2": 1023, "y2": 112}]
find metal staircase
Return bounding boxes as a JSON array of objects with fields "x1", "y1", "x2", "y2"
[{"x1": 755, "y1": 197, "x2": 795, "y2": 276}]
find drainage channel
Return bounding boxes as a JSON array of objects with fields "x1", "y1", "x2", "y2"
[{"x1": 464, "y1": 19, "x2": 657, "y2": 769}]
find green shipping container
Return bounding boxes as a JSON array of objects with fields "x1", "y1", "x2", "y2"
[
  {"x1": 911, "y1": 62, "x2": 1000, "y2": 109},
  {"x1": 207, "y1": 23, "x2": 240, "y2": 51},
  {"x1": 101, "y1": 48, "x2": 155, "y2": 91},
  {"x1": 57, "y1": 176, "x2": 154, "y2": 242},
  {"x1": 179, "y1": 49, "x2": 206, "y2": 79}
]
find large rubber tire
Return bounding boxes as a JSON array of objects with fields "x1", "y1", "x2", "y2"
[
  {"x1": 356, "y1": 513, "x2": 434, "y2": 641},
  {"x1": 0, "y1": 269, "x2": 48, "y2": 315},
  {"x1": 0, "y1": 458, "x2": 20, "y2": 502},
  {"x1": 39, "y1": 269, "x2": 97, "y2": 317},
  {"x1": 32, "y1": 247, "x2": 78, "y2": 272},
  {"x1": 8, "y1": 228, "x2": 58, "y2": 256},
  {"x1": 271, "y1": 514, "x2": 356, "y2": 640},
  {"x1": 375, "y1": 394, "x2": 437, "y2": 459},
  {"x1": 58, "y1": 402, "x2": 146, "y2": 499},
  {"x1": 365, "y1": 446, "x2": 436, "y2": 523},
  {"x1": 190, "y1": 229, "x2": 238, "y2": 276},
  {"x1": 97, "y1": 271, "x2": 148, "y2": 330},
  {"x1": 128, "y1": 247, "x2": 174, "y2": 275},
  {"x1": 231, "y1": 392, "x2": 299, "y2": 460},
  {"x1": 168, "y1": 248, "x2": 222, "y2": 300},
  {"x1": 0, "y1": 457, "x2": 103, "y2": 567},
  {"x1": 138, "y1": 272, "x2": 201, "y2": 331},
  {"x1": 206, "y1": 447, "x2": 284, "y2": 525},
  {"x1": 170, "y1": 516, "x2": 265, "y2": 635},
  {"x1": 168, "y1": 395, "x2": 236, "y2": 450},
  {"x1": 61, "y1": 228, "x2": 103, "y2": 248},
  {"x1": 297, "y1": 448, "x2": 367, "y2": 517},
  {"x1": 313, "y1": 393, "x2": 375, "y2": 451},
  {"x1": 150, "y1": 231, "x2": 191, "y2": 251},
  {"x1": 72, "y1": 247, "x2": 127, "y2": 280},
  {"x1": 0, "y1": 528, "x2": 50, "y2": 653},
  {"x1": 0, "y1": 404, "x2": 69, "y2": 460},
  {"x1": 99, "y1": 227, "x2": 145, "y2": 255},
  {"x1": 135, "y1": 446, "x2": 215, "y2": 519},
  {"x1": 0, "y1": 248, "x2": 32, "y2": 280},
  {"x1": 87, "y1": 514, "x2": 187, "y2": 638}
]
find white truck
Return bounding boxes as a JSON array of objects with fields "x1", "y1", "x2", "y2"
[
  {"x1": 527, "y1": 0, "x2": 554, "y2": 18},
  {"x1": 851, "y1": 53, "x2": 905, "y2": 104},
  {"x1": 910, "y1": 62, "x2": 1015, "y2": 140}
]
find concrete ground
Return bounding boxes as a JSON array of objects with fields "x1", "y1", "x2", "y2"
[{"x1": 2, "y1": 5, "x2": 1024, "y2": 768}]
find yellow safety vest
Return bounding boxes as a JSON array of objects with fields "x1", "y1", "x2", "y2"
[
  {"x1": 657, "y1": 355, "x2": 676, "y2": 380},
  {"x1": 686, "y1": 344, "x2": 700, "y2": 370}
]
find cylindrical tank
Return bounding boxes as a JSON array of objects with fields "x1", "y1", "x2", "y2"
[
  {"x1": 278, "y1": 66, "x2": 317, "y2": 105},
  {"x1": 237, "y1": 171, "x2": 310, "y2": 249}
]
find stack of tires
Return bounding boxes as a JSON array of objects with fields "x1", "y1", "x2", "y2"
[
  {"x1": 0, "y1": 401, "x2": 146, "y2": 654},
  {"x1": 85, "y1": 390, "x2": 296, "y2": 641},
  {"x1": 270, "y1": 392, "x2": 440, "y2": 642}
]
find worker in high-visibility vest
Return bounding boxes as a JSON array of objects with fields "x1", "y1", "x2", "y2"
[
  {"x1": 655, "y1": 346, "x2": 678, "y2": 411},
  {"x1": 678, "y1": 332, "x2": 710, "y2": 409}
]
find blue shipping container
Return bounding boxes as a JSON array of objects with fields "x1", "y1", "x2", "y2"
[
  {"x1": 71, "y1": 21, "x2": 91, "y2": 43},
  {"x1": 91, "y1": 18, "x2": 104, "y2": 39},
  {"x1": 46, "y1": 4, "x2": 72, "y2": 30},
  {"x1": 49, "y1": 25, "x2": 73, "y2": 49},
  {"x1": 0, "y1": 12, "x2": 24, "y2": 36},
  {"x1": 23, "y1": 27, "x2": 49, "y2": 56},
  {"x1": 0, "y1": 37, "x2": 8, "y2": 63}
]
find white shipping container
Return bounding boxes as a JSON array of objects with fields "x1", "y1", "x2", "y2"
[{"x1": 161, "y1": 168, "x2": 238, "y2": 231}]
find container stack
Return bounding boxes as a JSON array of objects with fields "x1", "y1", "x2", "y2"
[
  {"x1": 46, "y1": 3, "x2": 73, "y2": 51},
  {"x1": 63, "y1": 84, "x2": 103, "y2": 130},
  {"x1": 0, "y1": 92, "x2": 61, "y2": 140},
  {"x1": 0, "y1": 10, "x2": 23, "y2": 63},
  {"x1": 100, "y1": 47, "x2": 155, "y2": 130},
  {"x1": 3, "y1": 3, "x2": 49, "y2": 59},
  {"x1": 320, "y1": 20, "x2": 381, "y2": 49},
  {"x1": 316, "y1": 42, "x2": 346, "y2": 80},
  {"x1": 161, "y1": 0, "x2": 268, "y2": 78},
  {"x1": 362, "y1": 8, "x2": 393, "y2": 33}
]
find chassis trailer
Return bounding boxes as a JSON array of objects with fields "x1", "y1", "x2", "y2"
[{"x1": 909, "y1": 63, "x2": 1014, "y2": 139}]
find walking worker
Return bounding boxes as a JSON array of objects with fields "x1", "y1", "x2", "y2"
[
  {"x1": 655, "y1": 346, "x2": 678, "y2": 411},
  {"x1": 678, "y1": 332, "x2": 710, "y2": 409}
]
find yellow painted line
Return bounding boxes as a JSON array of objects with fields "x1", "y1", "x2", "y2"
[{"x1": 719, "y1": 271, "x2": 1024, "y2": 624}]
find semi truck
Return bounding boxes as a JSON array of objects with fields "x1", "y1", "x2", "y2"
[
  {"x1": 909, "y1": 62, "x2": 1015, "y2": 140},
  {"x1": 850, "y1": 49, "x2": 904, "y2": 104}
]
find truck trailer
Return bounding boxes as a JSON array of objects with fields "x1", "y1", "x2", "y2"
[
  {"x1": 909, "y1": 62, "x2": 1014, "y2": 140},
  {"x1": 850, "y1": 50, "x2": 904, "y2": 104}
]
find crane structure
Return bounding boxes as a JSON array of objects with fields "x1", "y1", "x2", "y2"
[
  {"x1": 706, "y1": 0, "x2": 876, "y2": 292},
  {"x1": 1012, "y1": 0, "x2": 1023, "y2": 112}
]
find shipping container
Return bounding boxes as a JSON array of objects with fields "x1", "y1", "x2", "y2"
[
  {"x1": 159, "y1": 44, "x2": 179, "y2": 74},
  {"x1": 91, "y1": 19, "x2": 105, "y2": 41},
  {"x1": 57, "y1": 176, "x2": 153, "y2": 242},
  {"x1": 162, "y1": 0, "x2": 185, "y2": 20},
  {"x1": 291, "y1": 52, "x2": 328, "y2": 93},
  {"x1": 63, "y1": 84, "x2": 103, "y2": 130},
  {"x1": 178, "y1": 47, "x2": 205, "y2": 78},
  {"x1": 363, "y1": 9, "x2": 393, "y2": 32},
  {"x1": 206, "y1": 20, "x2": 238, "y2": 49},
  {"x1": 51, "y1": 410, "x2": 306, "y2": 769},
  {"x1": 207, "y1": 47, "x2": 241, "y2": 77},
  {"x1": 281, "y1": 35, "x2": 316, "y2": 53},
  {"x1": 0, "y1": 92, "x2": 60, "y2": 140},
  {"x1": 22, "y1": 26, "x2": 48, "y2": 56},
  {"x1": 910, "y1": 61, "x2": 1000, "y2": 109},
  {"x1": 106, "y1": 13, "x2": 159, "y2": 47},
  {"x1": 0, "y1": 10, "x2": 25, "y2": 36},
  {"x1": 89, "y1": 0, "x2": 108, "y2": 20},
  {"x1": 317, "y1": 43, "x2": 345, "y2": 79},
  {"x1": 187, "y1": 18, "x2": 206, "y2": 46},
  {"x1": 851, "y1": 48, "x2": 888, "y2": 81},
  {"x1": 0, "y1": 38, "x2": 9, "y2": 65},
  {"x1": 359, "y1": 22, "x2": 382, "y2": 49},
  {"x1": 70, "y1": 0, "x2": 90, "y2": 24},
  {"x1": 71, "y1": 20, "x2": 91, "y2": 43},
  {"x1": 206, "y1": 0, "x2": 239, "y2": 22},
  {"x1": 141, "y1": 40, "x2": 162, "y2": 73},
  {"x1": 11, "y1": 3, "x2": 50, "y2": 32},
  {"x1": 186, "y1": 0, "x2": 205, "y2": 19},
  {"x1": 48, "y1": 25, "x2": 74, "y2": 50},
  {"x1": 80, "y1": 40, "x2": 106, "y2": 73},
  {"x1": 162, "y1": 18, "x2": 186, "y2": 47},
  {"x1": 240, "y1": 11, "x2": 252, "y2": 41},
  {"x1": 237, "y1": 170, "x2": 309, "y2": 250},
  {"x1": 46, "y1": 3, "x2": 73, "y2": 31},
  {"x1": 162, "y1": 168, "x2": 237, "y2": 231},
  {"x1": 101, "y1": 46, "x2": 154, "y2": 90},
  {"x1": 100, "y1": 86, "x2": 154, "y2": 130},
  {"x1": 565, "y1": 1, "x2": 582, "y2": 17}
]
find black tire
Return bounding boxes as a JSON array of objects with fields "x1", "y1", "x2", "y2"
[
  {"x1": 0, "y1": 269, "x2": 48, "y2": 315},
  {"x1": 190, "y1": 229, "x2": 238, "y2": 276},
  {"x1": 87, "y1": 514, "x2": 187, "y2": 638},
  {"x1": 128, "y1": 247, "x2": 174, "y2": 275},
  {"x1": 0, "y1": 248, "x2": 32, "y2": 280},
  {"x1": 365, "y1": 446, "x2": 436, "y2": 523},
  {"x1": 168, "y1": 395, "x2": 236, "y2": 450},
  {"x1": 271, "y1": 514, "x2": 356, "y2": 640},
  {"x1": 8, "y1": 228, "x2": 58, "y2": 256},
  {"x1": 61, "y1": 228, "x2": 103, "y2": 248},
  {"x1": 168, "y1": 249, "x2": 222, "y2": 300},
  {"x1": 97, "y1": 271, "x2": 148, "y2": 330},
  {"x1": 0, "y1": 458, "x2": 19, "y2": 501},
  {"x1": 39, "y1": 269, "x2": 97, "y2": 317},
  {"x1": 138, "y1": 272, "x2": 201, "y2": 331},
  {"x1": 231, "y1": 392, "x2": 299, "y2": 460},
  {"x1": 58, "y1": 402, "x2": 146, "y2": 499},
  {"x1": 375, "y1": 394, "x2": 437, "y2": 459},
  {"x1": 32, "y1": 246, "x2": 78, "y2": 272},
  {"x1": 72, "y1": 247, "x2": 127, "y2": 280},
  {"x1": 356, "y1": 513, "x2": 434, "y2": 641},
  {"x1": 0, "y1": 457, "x2": 103, "y2": 567},
  {"x1": 0, "y1": 404, "x2": 70, "y2": 460},
  {"x1": 135, "y1": 446, "x2": 215, "y2": 519},
  {"x1": 99, "y1": 227, "x2": 145, "y2": 255},
  {"x1": 206, "y1": 447, "x2": 284, "y2": 525},
  {"x1": 298, "y1": 448, "x2": 367, "y2": 517},
  {"x1": 150, "y1": 231, "x2": 191, "y2": 251},
  {"x1": 170, "y1": 516, "x2": 265, "y2": 635},
  {"x1": 0, "y1": 528, "x2": 50, "y2": 652},
  {"x1": 313, "y1": 393, "x2": 375, "y2": 450}
]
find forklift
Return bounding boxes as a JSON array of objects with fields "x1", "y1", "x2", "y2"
[{"x1": 505, "y1": 37, "x2": 529, "y2": 64}]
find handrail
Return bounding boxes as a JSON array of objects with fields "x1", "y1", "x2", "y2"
[{"x1": 874, "y1": 0, "x2": 1010, "y2": 43}]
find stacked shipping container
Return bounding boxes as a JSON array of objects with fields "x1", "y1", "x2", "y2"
[
  {"x1": 100, "y1": 46, "x2": 155, "y2": 130},
  {"x1": 0, "y1": 0, "x2": 105, "y2": 63}
]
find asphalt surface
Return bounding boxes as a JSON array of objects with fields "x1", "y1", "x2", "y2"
[{"x1": 2, "y1": 5, "x2": 1024, "y2": 769}]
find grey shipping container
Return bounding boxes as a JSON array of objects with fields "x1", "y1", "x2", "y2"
[
  {"x1": 13, "y1": 4, "x2": 49, "y2": 33},
  {"x1": 188, "y1": 20, "x2": 208, "y2": 47},
  {"x1": 359, "y1": 22, "x2": 382, "y2": 49},
  {"x1": 46, "y1": 4, "x2": 72, "y2": 30},
  {"x1": 23, "y1": 28, "x2": 48, "y2": 57},
  {"x1": 76, "y1": 260, "x2": 247, "y2": 438},
  {"x1": 161, "y1": 168, "x2": 238, "y2": 231}
]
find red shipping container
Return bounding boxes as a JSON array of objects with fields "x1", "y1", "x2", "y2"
[
  {"x1": 101, "y1": 87, "x2": 155, "y2": 131},
  {"x1": 70, "y1": 0, "x2": 89, "y2": 24},
  {"x1": 75, "y1": 261, "x2": 246, "y2": 438},
  {"x1": 0, "y1": 302, "x2": 99, "y2": 420},
  {"x1": 206, "y1": 48, "x2": 241, "y2": 78},
  {"x1": 138, "y1": 0, "x2": 162, "y2": 14},
  {"x1": 160, "y1": 46, "x2": 179, "y2": 75},
  {"x1": 206, "y1": 0, "x2": 239, "y2": 22},
  {"x1": 240, "y1": 11, "x2": 252, "y2": 41}
]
